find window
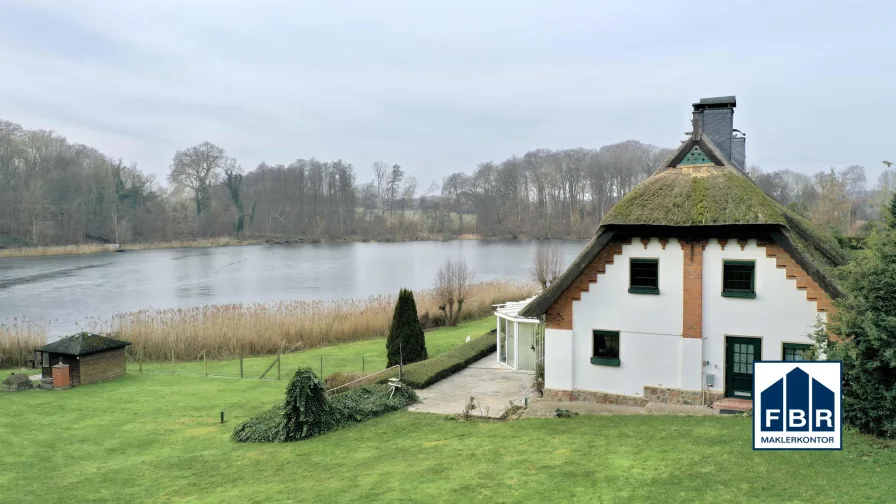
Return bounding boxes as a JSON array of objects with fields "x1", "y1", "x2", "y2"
[
  {"x1": 722, "y1": 260, "x2": 756, "y2": 298},
  {"x1": 591, "y1": 330, "x2": 620, "y2": 366},
  {"x1": 783, "y1": 343, "x2": 812, "y2": 361},
  {"x1": 629, "y1": 258, "x2": 659, "y2": 294}
]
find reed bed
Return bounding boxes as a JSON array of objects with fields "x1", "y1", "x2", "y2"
[
  {"x1": 92, "y1": 280, "x2": 536, "y2": 362},
  {"x1": 0, "y1": 237, "x2": 266, "y2": 259},
  {"x1": 0, "y1": 244, "x2": 116, "y2": 258},
  {"x1": 0, "y1": 318, "x2": 47, "y2": 368},
  {"x1": 120, "y1": 237, "x2": 265, "y2": 251}
]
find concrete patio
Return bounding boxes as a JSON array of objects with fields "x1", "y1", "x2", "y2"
[{"x1": 408, "y1": 353, "x2": 535, "y2": 418}]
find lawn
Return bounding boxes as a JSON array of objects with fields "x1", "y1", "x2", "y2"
[
  {"x1": 132, "y1": 317, "x2": 495, "y2": 379},
  {"x1": 1, "y1": 371, "x2": 895, "y2": 503}
]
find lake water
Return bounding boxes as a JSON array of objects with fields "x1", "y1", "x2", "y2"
[{"x1": 0, "y1": 240, "x2": 587, "y2": 339}]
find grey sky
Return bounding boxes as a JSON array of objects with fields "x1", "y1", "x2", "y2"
[{"x1": 1, "y1": 0, "x2": 894, "y2": 187}]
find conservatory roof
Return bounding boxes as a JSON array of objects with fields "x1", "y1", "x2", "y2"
[{"x1": 494, "y1": 295, "x2": 542, "y2": 321}]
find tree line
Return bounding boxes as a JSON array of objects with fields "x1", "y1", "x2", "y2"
[{"x1": 0, "y1": 118, "x2": 893, "y2": 247}]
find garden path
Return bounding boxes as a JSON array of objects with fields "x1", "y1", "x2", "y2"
[{"x1": 407, "y1": 353, "x2": 534, "y2": 418}]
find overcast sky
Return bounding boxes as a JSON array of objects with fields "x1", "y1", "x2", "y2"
[{"x1": 1, "y1": 0, "x2": 894, "y2": 187}]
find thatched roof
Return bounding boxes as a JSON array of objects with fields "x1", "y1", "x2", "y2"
[
  {"x1": 36, "y1": 332, "x2": 131, "y2": 357},
  {"x1": 518, "y1": 134, "x2": 847, "y2": 319}
]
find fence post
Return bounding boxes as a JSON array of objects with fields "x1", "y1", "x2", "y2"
[
  {"x1": 277, "y1": 353, "x2": 281, "y2": 380},
  {"x1": 320, "y1": 355, "x2": 323, "y2": 378},
  {"x1": 204, "y1": 350, "x2": 207, "y2": 377},
  {"x1": 240, "y1": 348, "x2": 244, "y2": 379},
  {"x1": 362, "y1": 355, "x2": 365, "y2": 373}
]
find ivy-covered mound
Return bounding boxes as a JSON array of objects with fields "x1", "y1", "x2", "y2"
[{"x1": 232, "y1": 367, "x2": 418, "y2": 443}]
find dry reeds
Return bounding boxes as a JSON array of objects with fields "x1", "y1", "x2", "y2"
[
  {"x1": 89, "y1": 280, "x2": 536, "y2": 362},
  {"x1": 0, "y1": 318, "x2": 47, "y2": 369},
  {"x1": 0, "y1": 237, "x2": 266, "y2": 259},
  {"x1": 0, "y1": 244, "x2": 115, "y2": 258},
  {"x1": 120, "y1": 237, "x2": 265, "y2": 251}
]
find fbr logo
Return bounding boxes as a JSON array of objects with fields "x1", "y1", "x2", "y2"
[{"x1": 753, "y1": 361, "x2": 842, "y2": 450}]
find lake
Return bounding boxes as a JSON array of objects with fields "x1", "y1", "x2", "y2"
[{"x1": 0, "y1": 240, "x2": 587, "y2": 339}]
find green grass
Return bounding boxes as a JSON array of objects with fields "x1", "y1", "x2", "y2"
[
  {"x1": 1, "y1": 371, "x2": 895, "y2": 503},
  {"x1": 132, "y1": 317, "x2": 495, "y2": 379}
]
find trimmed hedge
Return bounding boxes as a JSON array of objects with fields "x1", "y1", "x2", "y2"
[{"x1": 398, "y1": 333, "x2": 496, "y2": 388}]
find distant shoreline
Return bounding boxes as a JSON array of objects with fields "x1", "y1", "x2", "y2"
[{"x1": 0, "y1": 233, "x2": 588, "y2": 259}]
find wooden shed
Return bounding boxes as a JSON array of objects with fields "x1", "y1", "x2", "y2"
[{"x1": 35, "y1": 333, "x2": 131, "y2": 387}]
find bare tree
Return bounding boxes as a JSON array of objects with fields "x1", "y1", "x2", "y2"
[
  {"x1": 434, "y1": 258, "x2": 475, "y2": 326},
  {"x1": 530, "y1": 242, "x2": 562, "y2": 289},
  {"x1": 372, "y1": 161, "x2": 388, "y2": 216},
  {"x1": 168, "y1": 142, "x2": 226, "y2": 216}
]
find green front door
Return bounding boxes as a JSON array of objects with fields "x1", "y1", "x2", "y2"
[{"x1": 725, "y1": 337, "x2": 761, "y2": 398}]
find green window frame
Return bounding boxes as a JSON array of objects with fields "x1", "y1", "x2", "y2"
[
  {"x1": 722, "y1": 260, "x2": 756, "y2": 298},
  {"x1": 591, "y1": 330, "x2": 620, "y2": 366},
  {"x1": 783, "y1": 343, "x2": 812, "y2": 362},
  {"x1": 629, "y1": 258, "x2": 659, "y2": 294}
]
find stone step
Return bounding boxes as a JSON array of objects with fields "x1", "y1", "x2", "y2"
[{"x1": 711, "y1": 398, "x2": 753, "y2": 414}]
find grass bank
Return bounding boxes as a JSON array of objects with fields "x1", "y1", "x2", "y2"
[
  {"x1": 0, "y1": 237, "x2": 266, "y2": 258},
  {"x1": 1, "y1": 373, "x2": 894, "y2": 503},
  {"x1": 95, "y1": 280, "x2": 531, "y2": 362}
]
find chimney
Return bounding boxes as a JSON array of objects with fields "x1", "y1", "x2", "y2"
[
  {"x1": 731, "y1": 131, "x2": 746, "y2": 170},
  {"x1": 692, "y1": 96, "x2": 743, "y2": 169}
]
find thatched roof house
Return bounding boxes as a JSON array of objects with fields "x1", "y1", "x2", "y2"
[
  {"x1": 36, "y1": 333, "x2": 131, "y2": 387},
  {"x1": 520, "y1": 105, "x2": 846, "y2": 320},
  {"x1": 512, "y1": 96, "x2": 847, "y2": 409}
]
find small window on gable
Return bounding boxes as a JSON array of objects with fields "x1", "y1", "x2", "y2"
[
  {"x1": 722, "y1": 260, "x2": 756, "y2": 298},
  {"x1": 629, "y1": 258, "x2": 659, "y2": 294},
  {"x1": 783, "y1": 343, "x2": 812, "y2": 362},
  {"x1": 591, "y1": 330, "x2": 620, "y2": 367}
]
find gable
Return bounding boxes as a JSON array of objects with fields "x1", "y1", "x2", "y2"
[
  {"x1": 678, "y1": 145, "x2": 713, "y2": 166},
  {"x1": 520, "y1": 227, "x2": 843, "y2": 321}
]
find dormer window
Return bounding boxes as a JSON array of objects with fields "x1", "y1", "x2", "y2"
[{"x1": 629, "y1": 258, "x2": 659, "y2": 294}]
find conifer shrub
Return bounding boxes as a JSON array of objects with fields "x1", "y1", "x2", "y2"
[
  {"x1": 281, "y1": 368, "x2": 329, "y2": 441},
  {"x1": 386, "y1": 289, "x2": 427, "y2": 367},
  {"x1": 812, "y1": 226, "x2": 896, "y2": 438}
]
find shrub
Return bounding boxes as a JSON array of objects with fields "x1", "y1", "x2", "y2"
[
  {"x1": 281, "y1": 368, "x2": 329, "y2": 441},
  {"x1": 816, "y1": 226, "x2": 896, "y2": 438},
  {"x1": 398, "y1": 332, "x2": 496, "y2": 388},
  {"x1": 233, "y1": 368, "x2": 418, "y2": 443},
  {"x1": 386, "y1": 289, "x2": 427, "y2": 366},
  {"x1": 231, "y1": 406, "x2": 283, "y2": 443},
  {"x1": 327, "y1": 384, "x2": 417, "y2": 427},
  {"x1": 533, "y1": 361, "x2": 545, "y2": 396}
]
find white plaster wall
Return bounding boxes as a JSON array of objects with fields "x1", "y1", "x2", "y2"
[
  {"x1": 569, "y1": 237, "x2": 686, "y2": 396},
  {"x1": 544, "y1": 328, "x2": 572, "y2": 390},
  {"x1": 701, "y1": 238, "x2": 825, "y2": 393}
]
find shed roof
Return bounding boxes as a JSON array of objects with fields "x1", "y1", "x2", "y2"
[{"x1": 36, "y1": 332, "x2": 131, "y2": 356}]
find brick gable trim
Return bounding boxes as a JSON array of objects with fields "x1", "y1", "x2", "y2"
[{"x1": 545, "y1": 238, "x2": 630, "y2": 330}]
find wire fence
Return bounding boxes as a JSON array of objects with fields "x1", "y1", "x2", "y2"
[{"x1": 129, "y1": 347, "x2": 446, "y2": 381}]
